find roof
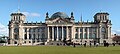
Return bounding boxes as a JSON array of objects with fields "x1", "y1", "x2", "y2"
[
  {"x1": 51, "y1": 12, "x2": 69, "y2": 18},
  {"x1": 11, "y1": 13, "x2": 25, "y2": 16}
]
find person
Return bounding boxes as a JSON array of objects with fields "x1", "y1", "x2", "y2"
[
  {"x1": 90, "y1": 42, "x2": 92, "y2": 47},
  {"x1": 112, "y1": 43, "x2": 115, "y2": 46},
  {"x1": 94, "y1": 41, "x2": 96, "y2": 47},
  {"x1": 106, "y1": 42, "x2": 109, "y2": 47},
  {"x1": 96, "y1": 43, "x2": 99, "y2": 47},
  {"x1": 73, "y1": 43, "x2": 76, "y2": 48},
  {"x1": 84, "y1": 43, "x2": 86, "y2": 47}
]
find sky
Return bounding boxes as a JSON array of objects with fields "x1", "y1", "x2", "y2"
[{"x1": 0, "y1": 0, "x2": 120, "y2": 36}]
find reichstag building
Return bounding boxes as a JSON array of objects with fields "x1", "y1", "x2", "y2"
[{"x1": 8, "y1": 11, "x2": 112, "y2": 45}]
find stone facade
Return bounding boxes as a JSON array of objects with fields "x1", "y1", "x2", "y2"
[{"x1": 8, "y1": 12, "x2": 112, "y2": 45}]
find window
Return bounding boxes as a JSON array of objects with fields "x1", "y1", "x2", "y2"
[
  {"x1": 33, "y1": 34, "x2": 35, "y2": 40},
  {"x1": 14, "y1": 35, "x2": 18, "y2": 40},
  {"x1": 76, "y1": 27, "x2": 78, "y2": 32},
  {"x1": 33, "y1": 28, "x2": 36, "y2": 32},
  {"x1": 29, "y1": 28, "x2": 31, "y2": 32},
  {"x1": 14, "y1": 28, "x2": 19, "y2": 33},
  {"x1": 92, "y1": 33, "x2": 96, "y2": 39},
  {"x1": 24, "y1": 34, "x2": 27, "y2": 40},
  {"x1": 89, "y1": 28, "x2": 92, "y2": 32},
  {"x1": 38, "y1": 28, "x2": 40, "y2": 32},
  {"x1": 75, "y1": 33, "x2": 78, "y2": 39},
  {"x1": 80, "y1": 28, "x2": 83, "y2": 32},
  {"x1": 29, "y1": 34, "x2": 31, "y2": 39},
  {"x1": 85, "y1": 28, "x2": 87, "y2": 32},
  {"x1": 92, "y1": 27, "x2": 96, "y2": 32},
  {"x1": 80, "y1": 33, "x2": 83, "y2": 39},
  {"x1": 84, "y1": 33, "x2": 87, "y2": 39},
  {"x1": 89, "y1": 33, "x2": 92, "y2": 39},
  {"x1": 102, "y1": 27, "x2": 105, "y2": 32},
  {"x1": 24, "y1": 28, "x2": 27, "y2": 32}
]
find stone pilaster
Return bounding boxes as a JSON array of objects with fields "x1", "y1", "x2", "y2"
[
  {"x1": 52, "y1": 26, "x2": 54, "y2": 41},
  {"x1": 66, "y1": 26, "x2": 69, "y2": 40},
  {"x1": 87, "y1": 27, "x2": 89, "y2": 39},
  {"x1": 27, "y1": 28, "x2": 29, "y2": 44},
  {"x1": 47, "y1": 26, "x2": 49, "y2": 42},
  {"x1": 18, "y1": 25, "x2": 23, "y2": 45},
  {"x1": 56, "y1": 26, "x2": 59, "y2": 41},
  {"x1": 82, "y1": 27, "x2": 85, "y2": 39},
  {"x1": 78, "y1": 28, "x2": 80, "y2": 39},
  {"x1": 96, "y1": 27, "x2": 99, "y2": 38},
  {"x1": 9, "y1": 27, "x2": 14, "y2": 44},
  {"x1": 62, "y1": 26, "x2": 64, "y2": 40}
]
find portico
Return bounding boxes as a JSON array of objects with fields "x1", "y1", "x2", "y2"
[{"x1": 47, "y1": 25, "x2": 72, "y2": 41}]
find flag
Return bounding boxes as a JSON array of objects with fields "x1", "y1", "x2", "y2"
[{"x1": 80, "y1": 14, "x2": 82, "y2": 27}]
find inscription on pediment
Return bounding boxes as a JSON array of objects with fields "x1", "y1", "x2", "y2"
[{"x1": 53, "y1": 18, "x2": 68, "y2": 23}]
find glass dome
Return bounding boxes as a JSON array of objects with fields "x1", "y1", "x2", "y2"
[{"x1": 51, "y1": 12, "x2": 69, "y2": 18}]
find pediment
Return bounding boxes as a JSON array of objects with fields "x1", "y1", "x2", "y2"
[{"x1": 52, "y1": 18, "x2": 69, "y2": 23}]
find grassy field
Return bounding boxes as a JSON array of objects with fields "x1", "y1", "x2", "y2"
[{"x1": 0, "y1": 46, "x2": 120, "y2": 54}]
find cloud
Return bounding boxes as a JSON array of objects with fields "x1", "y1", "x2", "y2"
[
  {"x1": 22, "y1": 12, "x2": 40, "y2": 17},
  {"x1": 0, "y1": 23, "x2": 8, "y2": 36},
  {"x1": 112, "y1": 29, "x2": 120, "y2": 35}
]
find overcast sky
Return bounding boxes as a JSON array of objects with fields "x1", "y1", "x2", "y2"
[{"x1": 0, "y1": 0, "x2": 120, "y2": 36}]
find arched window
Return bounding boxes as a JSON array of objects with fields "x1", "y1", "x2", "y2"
[
  {"x1": 101, "y1": 27, "x2": 105, "y2": 32},
  {"x1": 14, "y1": 28, "x2": 19, "y2": 33}
]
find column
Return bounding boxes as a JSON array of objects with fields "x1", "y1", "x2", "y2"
[
  {"x1": 96, "y1": 28, "x2": 99, "y2": 38},
  {"x1": 47, "y1": 26, "x2": 49, "y2": 42},
  {"x1": 52, "y1": 26, "x2": 54, "y2": 41},
  {"x1": 99, "y1": 26, "x2": 102, "y2": 43},
  {"x1": 62, "y1": 26, "x2": 64, "y2": 40},
  {"x1": 107, "y1": 26, "x2": 111, "y2": 39},
  {"x1": 78, "y1": 28, "x2": 80, "y2": 39},
  {"x1": 73, "y1": 26, "x2": 75, "y2": 39},
  {"x1": 87, "y1": 27, "x2": 89, "y2": 39},
  {"x1": 19, "y1": 26, "x2": 23, "y2": 45},
  {"x1": 27, "y1": 28, "x2": 29, "y2": 44},
  {"x1": 82, "y1": 27, "x2": 84, "y2": 39},
  {"x1": 99, "y1": 27, "x2": 102, "y2": 39},
  {"x1": 66, "y1": 26, "x2": 69, "y2": 40},
  {"x1": 9, "y1": 27, "x2": 14, "y2": 44},
  {"x1": 56, "y1": 26, "x2": 58, "y2": 41}
]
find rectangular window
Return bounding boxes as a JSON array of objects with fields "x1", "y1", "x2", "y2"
[
  {"x1": 80, "y1": 28, "x2": 83, "y2": 32},
  {"x1": 89, "y1": 28, "x2": 92, "y2": 32},
  {"x1": 80, "y1": 33, "x2": 83, "y2": 39},
  {"x1": 89, "y1": 33, "x2": 92, "y2": 39},
  {"x1": 24, "y1": 34, "x2": 27, "y2": 40},
  {"x1": 33, "y1": 28, "x2": 36, "y2": 32},
  {"x1": 85, "y1": 27, "x2": 87, "y2": 32},
  {"x1": 24, "y1": 28, "x2": 27, "y2": 32},
  {"x1": 92, "y1": 33, "x2": 96, "y2": 39},
  {"x1": 84, "y1": 33, "x2": 87, "y2": 39},
  {"x1": 92, "y1": 27, "x2": 96, "y2": 32},
  {"x1": 76, "y1": 27, "x2": 78, "y2": 32},
  {"x1": 38, "y1": 28, "x2": 40, "y2": 32},
  {"x1": 75, "y1": 33, "x2": 78, "y2": 39},
  {"x1": 29, "y1": 34, "x2": 31, "y2": 39}
]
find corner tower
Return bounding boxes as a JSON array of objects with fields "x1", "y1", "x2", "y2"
[
  {"x1": 8, "y1": 11, "x2": 26, "y2": 45},
  {"x1": 94, "y1": 12, "x2": 112, "y2": 43}
]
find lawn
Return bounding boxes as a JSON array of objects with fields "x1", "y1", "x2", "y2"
[{"x1": 0, "y1": 46, "x2": 120, "y2": 54}]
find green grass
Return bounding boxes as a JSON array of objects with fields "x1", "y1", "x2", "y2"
[{"x1": 0, "y1": 46, "x2": 120, "y2": 54}]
